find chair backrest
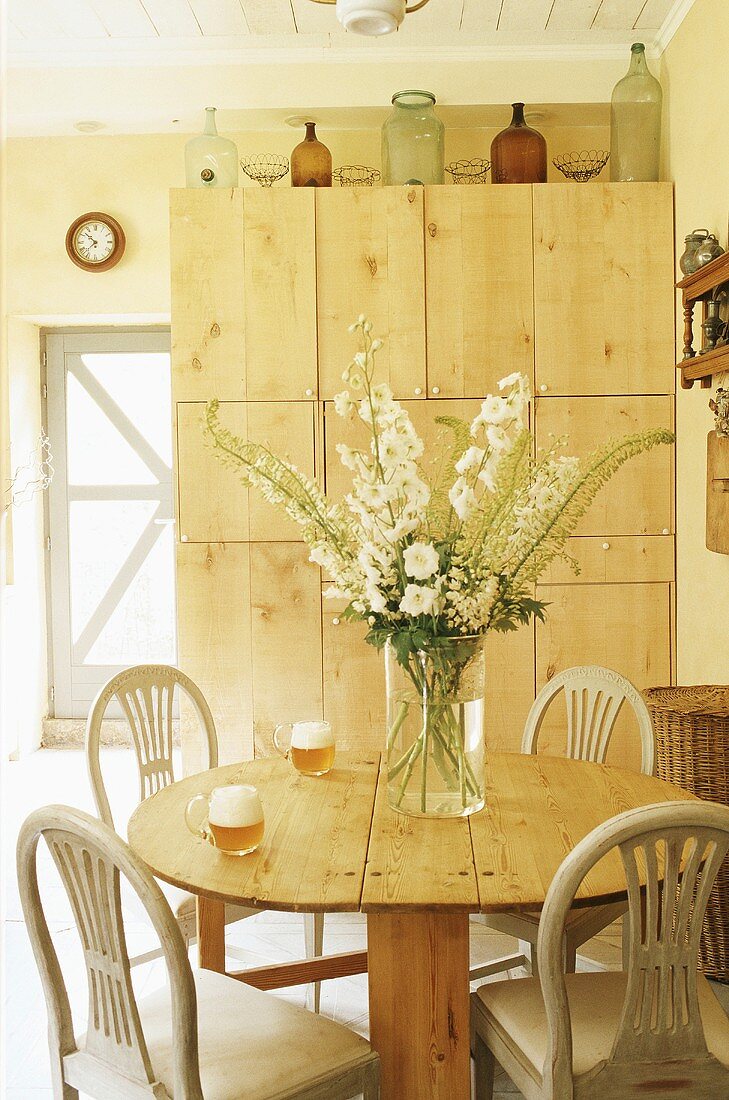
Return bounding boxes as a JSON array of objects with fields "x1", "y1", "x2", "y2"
[
  {"x1": 85, "y1": 664, "x2": 218, "y2": 828},
  {"x1": 17, "y1": 804, "x2": 203, "y2": 1100},
  {"x1": 536, "y1": 801, "x2": 729, "y2": 1098},
  {"x1": 521, "y1": 665, "x2": 655, "y2": 775}
]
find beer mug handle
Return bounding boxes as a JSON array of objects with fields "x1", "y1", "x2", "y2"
[
  {"x1": 185, "y1": 794, "x2": 212, "y2": 844},
  {"x1": 273, "y1": 723, "x2": 293, "y2": 759}
]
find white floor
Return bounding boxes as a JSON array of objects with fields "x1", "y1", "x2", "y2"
[{"x1": 4, "y1": 749, "x2": 728, "y2": 1099}]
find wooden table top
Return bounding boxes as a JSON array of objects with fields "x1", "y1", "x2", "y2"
[{"x1": 127, "y1": 752, "x2": 697, "y2": 914}]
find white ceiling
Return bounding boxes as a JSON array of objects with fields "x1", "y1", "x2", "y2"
[{"x1": 6, "y1": 0, "x2": 693, "y2": 62}]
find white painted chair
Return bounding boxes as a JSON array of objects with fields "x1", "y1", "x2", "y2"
[
  {"x1": 18, "y1": 804, "x2": 380, "y2": 1100},
  {"x1": 471, "y1": 800, "x2": 729, "y2": 1099},
  {"x1": 478, "y1": 665, "x2": 655, "y2": 978},
  {"x1": 85, "y1": 665, "x2": 325, "y2": 1009}
]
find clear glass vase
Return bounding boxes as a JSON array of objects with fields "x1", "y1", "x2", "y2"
[
  {"x1": 185, "y1": 107, "x2": 239, "y2": 189},
  {"x1": 610, "y1": 43, "x2": 662, "y2": 182},
  {"x1": 381, "y1": 89, "x2": 445, "y2": 186},
  {"x1": 385, "y1": 635, "x2": 485, "y2": 818}
]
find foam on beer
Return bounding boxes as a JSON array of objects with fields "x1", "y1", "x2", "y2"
[
  {"x1": 290, "y1": 721, "x2": 334, "y2": 749},
  {"x1": 208, "y1": 784, "x2": 263, "y2": 827}
]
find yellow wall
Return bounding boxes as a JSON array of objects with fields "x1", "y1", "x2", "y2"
[{"x1": 661, "y1": 0, "x2": 729, "y2": 684}]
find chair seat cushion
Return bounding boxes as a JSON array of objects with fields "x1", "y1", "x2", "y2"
[
  {"x1": 473, "y1": 970, "x2": 729, "y2": 1079},
  {"x1": 136, "y1": 969, "x2": 372, "y2": 1099}
]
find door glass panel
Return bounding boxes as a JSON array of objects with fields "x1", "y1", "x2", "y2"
[{"x1": 66, "y1": 372, "x2": 156, "y2": 485}]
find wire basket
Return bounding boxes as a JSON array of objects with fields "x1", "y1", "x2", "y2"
[
  {"x1": 643, "y1": 685, "x2": 729, "y2": 982},
  {"x1": 445, "y1": 158, "x2": 491, "y2": 184},
  {"x1": 240, "y1": 154, "x2": 290, "y2": 187},
  {"x1": 332, "y1": 165, "x2": 381, "y2": 187},
  {"x1": 552, "y1": 150, "x2": 610, "y2": 183}
]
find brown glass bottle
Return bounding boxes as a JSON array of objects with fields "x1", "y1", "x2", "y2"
[
  {"x1": 291, "y1": 122, "x2": 332, "y2": 187},
  {"x1": 491, "y1": 103, "x2": 547, "y2": 184}
]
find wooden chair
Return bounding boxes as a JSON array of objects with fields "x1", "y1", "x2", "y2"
[
  {"x1": 17, "y1": 804, "x2": 380, "y2": 1100},
  {"x1": 471, "y1": 800, "x2": 729, "y2": 1099},
  {"x1": 85, "y1": 664, "x2": 325, "y2": 1009},
  {"x1": 476, "y1": 665, "x2": 655, "y2": 979}
]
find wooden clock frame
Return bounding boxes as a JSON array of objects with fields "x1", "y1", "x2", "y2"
[{"x1": 65, "y1": 211, "x2": 126, "y2": 272}]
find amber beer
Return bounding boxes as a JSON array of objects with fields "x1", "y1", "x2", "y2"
[
  {"x1": 207, "y1": 785, "x2": 265, "y2": 856},
  {"x1": 275, "y1": 720, "x2": 335, "y2": 776}
]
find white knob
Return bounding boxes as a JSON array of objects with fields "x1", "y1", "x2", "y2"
[
  {"x1": 414, "y1": 387, "x2": 423, "y2": 396},
  {"x1": 305, "y1": 388, "x2": 314, "y2": 397},
  {"x1": 662, "y1": 528, "x2": 670, "y2": 535},
  {"x1": 431, "y1": 386, "x2": 440, "y2": 395},
  {"x1": 602, "y1": 542, "x2": 610, "y2": 550},
  {"x1": 539, "y1": 384, "x2": 548, "y2": 393},
  {"x1": 181, "y1": 534, "x2": 189, "y2": 543},
  {"x1": 332, "y1": 617, "x2": 340, "y2": 626}
]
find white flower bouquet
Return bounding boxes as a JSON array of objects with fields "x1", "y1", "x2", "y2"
[{"x1": 206, "y1": 316, "x2": 673, "y2": 816}]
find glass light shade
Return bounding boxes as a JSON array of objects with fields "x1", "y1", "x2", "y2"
[{"x1": 336, "y1": 0, "x2": 404, "y2": 35}]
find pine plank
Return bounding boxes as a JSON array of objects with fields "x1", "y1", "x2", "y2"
[
  {"x1": 240, "y1": 0, "x2": 297, "y2": 35},
  {"x1": 540, "y1": 535, "x2": 675, "y2": 584}
]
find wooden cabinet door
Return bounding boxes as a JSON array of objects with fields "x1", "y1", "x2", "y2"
[
  {"x1": 535, "y1": 581, "x2": 672, "y2": 772},
  {"x1": 322, "y1": 596, "x2": 386, "y2": 752},
  {"x1": 170, "y1": 189, "x2": 246, "y2": 401},
  {"x1": 534, "y1": 395, "x2": 674, "y2": 536},
  {"x1": 250, "y1": 543, "x2": 323, "y2": 753},
  {"x1": 244, "y1": 189, "x2": 318, "y2": 400},
  {"x1": 533, "y1": 182, "x2": 674, "y2": 396},
  {"x1": 316, "y1": 187, "x2": 426, "y2": 400},
  {"x1": 484, "y1": 626, "x2": 535, "y2": 754},
  {"x1": 425, "y1": 186, "x2": 533, "y2": 398},
  {"x1": 177, "y1": 542, "x2": 254, "y2": 767},
  {"x1": 177, "y1": 401, "x2": 315, "y2": 542}
]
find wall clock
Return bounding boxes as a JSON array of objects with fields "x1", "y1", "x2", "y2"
[{"x1": 65, "y1": 211, "x2": 126, "y2": 272}]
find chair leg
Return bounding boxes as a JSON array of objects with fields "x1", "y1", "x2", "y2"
[
  {"x1": 472, "y1": 1031, "x2": 495, "y2": 1100},
  {"x1": 518, "y1": 938, "x2": 535, "y2": 976},
  {"x1": 563, "y1": 934, "x2": 577, "y2": 974},
  {"x1": 49, "y1": 1056, "x2": 79, "y2": 1099},
  {"x1": 303, "y1": 912, "x2": 324, "y2": 1014}
]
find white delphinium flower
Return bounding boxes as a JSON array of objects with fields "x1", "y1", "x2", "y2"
[
  {"x1": 498, "y1": 371, "x2": 522, "y2": 389},
  {"x1": 486, "y1": 424, "x2": 513, "y2": 452},
  {"x1": 334, "y1": 391, "x2": 356, "y2": 418},
  {"x1": 455, "y1": 445, "x2": 485, "y2": 476},
  {"x1": 403, "y1": 542, "x2": 439, "y2": 581},
  {"x1": 336, "y1": 443, "x2": 365, "y2": 472},
  {"x1": 365, "y1": 584, "x2": 388, "y2": 614},
  {"x1": 399, "y1": 583, "x2": 439, "y2": 617},
  {"x1": 397, "y1": 468, "x2": 430, "y2": 508},
  {"x1": 449, "y1": 477, "x2": 477, "y2": 521},
  {"x1": 382, "y1": 515, "x2": 420, "y2": 544},
  {"x1": 474, "y1": 394, "x2": 513, "y2": 429},
  {"x1": 356, "y1": 480, "x2": 396, "y2": 509},
  {"x1": 379, "y1": 430, "x2": 413, "y2": 467},
  {"x1": 477, "y1": 456, "x2": 500, "y2": 493}
]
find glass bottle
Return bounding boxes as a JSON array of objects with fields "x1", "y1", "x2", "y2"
[
  {"x1": 290, "y1": 123, "x2": 332, "y2": 187},
  {"x1": 184, "y1": 107, "x2": 239, "y2": 189},
  {"x1": 381, "y1": 90, "x2": 444, "y2": 186},
  {"x1": 490, "y1": 103, "x2": 547, "y2": 184},
  {"x1": 610, "y1": 43, "x2": 662, "y2": 182}
]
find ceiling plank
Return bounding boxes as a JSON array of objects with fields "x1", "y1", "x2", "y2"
[
  {"x1": 8, "y1": 0, "x2": 70, "y2": 38},
  {"x1": 289, "y1": 0, "x2": 336, "y2": 34},
  {"x1": 46, "y1": 0, "x2": 109, "y2": 37},
  {"x1": 240, "y1": 0, "x2": 297, "y2": 36},
  {"x1": 547, "y1": 0, "x2": 601, "y2": 32},
  {"x1": 592, "y1": 0, "x2": 647, "y2": 31},
  {"x1": 140, "y1": 0, "x2": 203, "y2": 36},
  {"x1": 498, "y1": 0, "x2": 555, "y2": 31},
  {"x1": 459, "y1": 0, "x2": 503, "y2": 34},
  {"x1": 89, "y1": 0, "x2": 157, "y2": 36},
  {"x1": 189, "y1": 0, "x2": 249, "y2": 36},
  {"x1": 634, "y1": 0, "x2": 675, "y2": 28}
]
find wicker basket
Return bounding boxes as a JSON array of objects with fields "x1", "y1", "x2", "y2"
[{"x1": 643, "y1": 686, "x2": 729, "y2": 982}]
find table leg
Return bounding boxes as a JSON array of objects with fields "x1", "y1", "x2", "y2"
[
  {"x1": 196, "y1": 896, "x2": 225, "y2": 972},
  {"x1": 367, "y1": 911, "x2": 470, "y2": 1100}
]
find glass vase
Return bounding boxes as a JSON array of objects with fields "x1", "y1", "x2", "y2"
[
  {"x1": 490, "y1": 103, "x2": 547, "y2": 184},
  {"x1": 610, "y1": 43, "x2": 662, "y2": 182},
  {"x1": 385, "y1": 635, "x2": 485, "y2": 818},
  {"x1": 185, "y1": 107, "x2": 239, "y2": 189},
  {"x1": 291, "y1": 122, "x2": 332, "y2": 187},
  {"x1": 381, "y1": 89, "x2": 445, "y2": 186}
]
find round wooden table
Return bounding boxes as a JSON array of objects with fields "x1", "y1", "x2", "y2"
[{"x1": 128, "y1": 751, "x2": 696, "y2": 1100}]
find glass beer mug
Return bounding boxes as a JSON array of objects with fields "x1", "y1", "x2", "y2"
[
  {"x1": 273, "y1": 720, "x2": 335, "y2": 776},
  {"x1": 185, "y1": 784, "x2": 264, "y2": 856}
]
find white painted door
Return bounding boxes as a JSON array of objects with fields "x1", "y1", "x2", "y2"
[{"x1": 46, "y1": 332, "x2": 176, "y2": 718}]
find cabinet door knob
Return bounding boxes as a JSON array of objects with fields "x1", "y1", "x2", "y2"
[
  {"x1": 431, "y1": 386, "x2": 440, "y2": 395},
  {"x1": 414, "y1": 387, "x2": 423, "y2": 396},
  {"x1": 332, "y1": 617, "x2": 340, "y2": 626},
  {"x1": 181, "y1": 534, "x2": 189, "y2": 543},
  {"x1": 662, "y1": 528, "x2": 670, "y2": 535},
  {"x1": 305, "y1": 388, "x2": 314, "y2": 397},
  {"x1": 539, "y1": 384, "x2": 548, "y2": 393},
  {"x1": 602, "y1": 542, "x2": 610, "y2": 550}
]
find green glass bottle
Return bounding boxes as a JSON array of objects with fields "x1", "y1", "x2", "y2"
[
  {"x1": 610, "y1": 43, "x2": 662, "y2": 182},
  {"x1": 382, "y1": 90, "x2": 444, "y2": 186}
]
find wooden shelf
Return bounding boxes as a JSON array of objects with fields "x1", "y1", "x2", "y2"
[{"x1": 676, "y1": 252, "x2": 729, "y2": 388}]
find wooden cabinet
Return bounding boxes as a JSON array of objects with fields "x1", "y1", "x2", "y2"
[
  {"x1": 424, "y1": 186, "x2": 533, "y2": 398},
  {"x1": 177, "y1": 401, "x2": 316, "y2": 542},
  {"x1": 322, "y1": 596, "x2": 386, "y2": 752},
  {"x1": 483, "y1": 626, "x2": 535, "y2": 754},
  {"x1": 534, "y1": 395, "x2": 674, "y2": 536},
  {"x1": 316, "y1": 187, "x2": 426, "y2": 400},
  {"x1": 533, "y1": 183, "x2": 674, "y2": 396},
  {"x1": 170, "y1": 189, "x2": 246, "y2": 402},
  {"x1": 244, "y1": 189, "x2": 318, "y2": 401}
]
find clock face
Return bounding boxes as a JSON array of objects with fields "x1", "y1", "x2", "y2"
[
  {"x1": 73, "y1": 219, "x2": 115, "y2": 264},
  {"x1": 66, "y1": 211, "x2": 125, "y2": 272}
]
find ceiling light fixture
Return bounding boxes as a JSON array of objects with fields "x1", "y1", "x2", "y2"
[
  {"x1": 74, "y1": 120, "x2": 106, "y2": 133},
  {"x1": 310, "y1": 0, "x2": 432, "y2": 37}
]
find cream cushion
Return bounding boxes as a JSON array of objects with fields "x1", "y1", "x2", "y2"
[
  {"x1": 473, "y1": 971, "x2": 729, "y2": 1079},
  {"x1": 135, "y1": 970, "x2": 372, "y2": 1099}
]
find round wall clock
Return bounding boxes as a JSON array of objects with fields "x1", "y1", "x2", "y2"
[{"x1": 65, "y1": 212, "x2": 126, "y2": 272}]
